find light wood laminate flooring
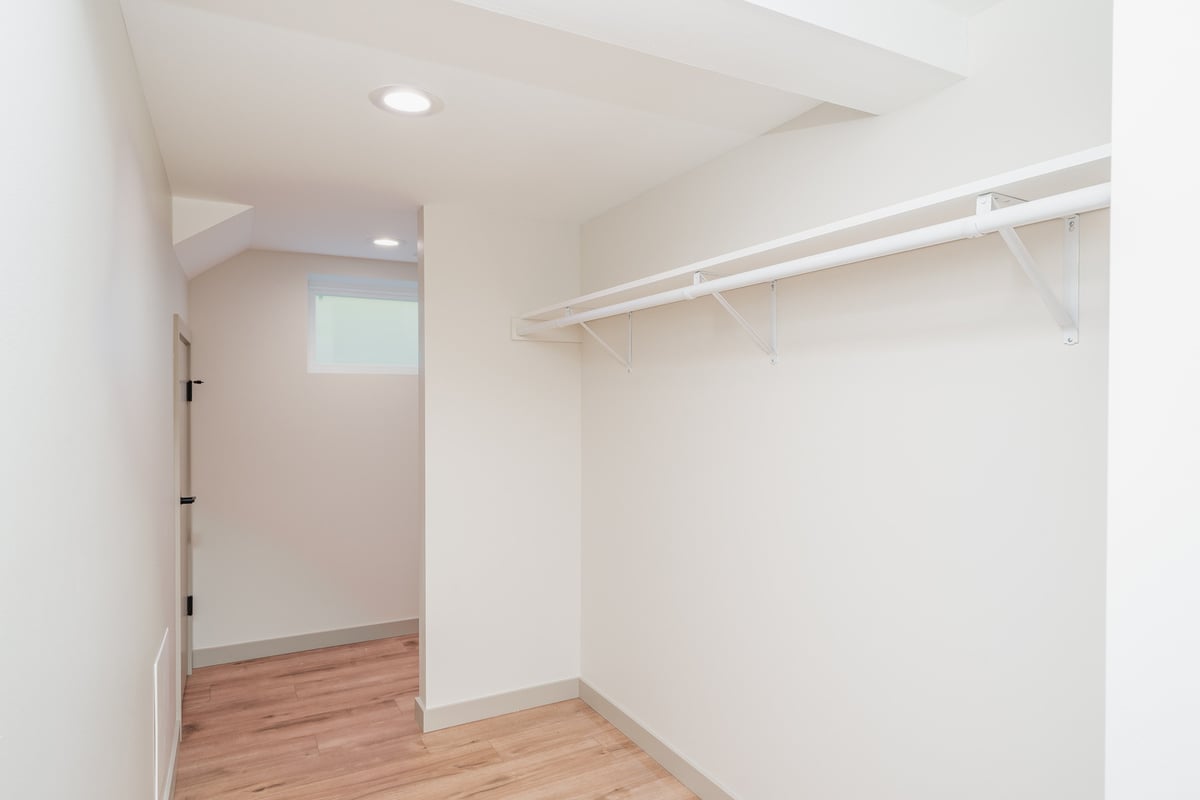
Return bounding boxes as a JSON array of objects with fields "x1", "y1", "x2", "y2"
[{"x1": 174, "y1": 635, "x2": 696, "y2": 799}]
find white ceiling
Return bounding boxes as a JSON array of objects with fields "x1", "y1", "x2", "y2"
[{"x1": 120, "y1": 0, "x2": 981, "y2": 271}]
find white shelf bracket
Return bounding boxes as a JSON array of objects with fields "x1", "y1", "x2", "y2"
[
  {"x1": 980, "y1": 193, "x2": 1080, "y2": 345},
  {"x1": 580, "y1": 312, "x2": 633, "y2": 372},
  {"x1": 696, "y1": 273, "x2": 779, "y2": 364},
  {"x1": 1063, "y1": 214, "x2": 1080, "y2": 339}
]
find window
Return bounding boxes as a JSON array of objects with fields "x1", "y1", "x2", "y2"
[{"x1": 307, "y1": 274, "x2": 418, "y2": 374}]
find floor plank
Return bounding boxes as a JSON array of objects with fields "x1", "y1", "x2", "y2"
[{"x1": 174, "y1": 635, "x2": 696, "y2": 800}]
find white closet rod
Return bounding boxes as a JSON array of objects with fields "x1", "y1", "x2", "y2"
[{"x1": 516, "y1": 182, "x2": 1110, "y2": 337}]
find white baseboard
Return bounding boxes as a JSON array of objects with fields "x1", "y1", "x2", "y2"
[
  {"x1": 413, "y1": 675, "x2": 734, "y2": 799},
  {"x1": 580, "y1": 681, "x2": 736, "y2": 800},
  {"x1": 414, "y1": 694, "x2": 426, "y2": 731},
  {"x1": 416, "y1": 678, "x2": 580, "y2": 732},
  {"x1": 192, "y1": 619, "x2": 418, "y2": 667}
]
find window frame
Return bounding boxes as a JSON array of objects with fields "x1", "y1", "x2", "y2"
[{"x1": 306, "y1": 274, "x2": 419, "y2": 375}]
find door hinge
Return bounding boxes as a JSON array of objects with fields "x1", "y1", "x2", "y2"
[
  {"x1": 187, "y1": 595, "x2": 193, "y2": 617},
  {"x1": 186, "y1": 379, "x2": 204, "y2": 402},
  {"x1": 180, "y1": 496, "x2": 196, "y2": 505}
]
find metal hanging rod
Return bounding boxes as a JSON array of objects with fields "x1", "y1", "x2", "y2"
[
  {"x1": 515, "y1": 182, "x2": 1110, "y2": 340},
  {"x1": 519, "y1": 146, "x2": 1110, "y2": 323}
]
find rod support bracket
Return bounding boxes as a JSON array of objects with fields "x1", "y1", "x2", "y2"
[
  {"x1": 580, "y1": 314, "x2": 633, "y2": 372},
  {"x1": 1062, "y1": 215, "x2": 1080, "y2": 345},
  {"x1": 988, "y1": 199, "x2": 1084, "y2": 345},
  {"x1": 984, "y1": 191, "x2": 1081, "y2": 345},
  {"x1": 977, "y1": 191, "x2": 1027, "y2": 214},
  {"x1": 699, "y1": 275, "x2": 778, "y2": 363}
]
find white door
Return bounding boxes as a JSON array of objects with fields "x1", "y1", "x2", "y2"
[{"x1": 174, "y1": 325, "x2": 194, "y2": 690}]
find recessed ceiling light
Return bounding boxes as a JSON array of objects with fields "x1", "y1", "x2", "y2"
[
  {"x1": 369, "y1": 85, "x2": 441, "y2": 116},
  {"x1": 373, "y1": 237, "x2": 402, "y2": 247}
]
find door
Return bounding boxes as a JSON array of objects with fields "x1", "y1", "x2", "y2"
[{"x1": 174, "y1": 320, "x2": 194, "y2": 694}]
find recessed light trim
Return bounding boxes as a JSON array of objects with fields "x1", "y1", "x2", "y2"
[
  {"x1": 369, "y1": 85, "x2": 441, "y2": 116},
  {"x1": 373, "y1": 237, "x2": 402, "y2": 247}
]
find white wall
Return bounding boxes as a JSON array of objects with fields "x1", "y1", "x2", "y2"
[
  {"x1": 419, "y1": 205, "x2": 581, "y2": 712},
  {"x1": 578, "y1": 1, "x2": 1111, "y2": 798},
  {"x1": 585, "y1": 0, "x2": 1111, "y2": 290},
  {"x1": 188, "y1": 250, "x2": 419, "y2": 650},
  {"x1": 0, "y1": 1, "x2": 188, "y2": 798},
  {"x1": 1106, "y1": 0, "x2": 1200, "y2": 797}
]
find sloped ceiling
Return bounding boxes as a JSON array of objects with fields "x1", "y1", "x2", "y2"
[
  {"x1": 172, "y1": 197, "x2": 254, "y2": 277},
  {"x1": 120, "y1": 0, "x2": 980, "y2": 274}
]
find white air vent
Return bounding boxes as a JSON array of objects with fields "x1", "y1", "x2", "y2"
[{"x1": 153, "y1": 629, "x2": 176, "y2": 800}]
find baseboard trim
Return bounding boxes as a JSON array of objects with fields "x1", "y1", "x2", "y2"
[
  {"x1": 417, "y1": 678, "x2": 580, "y2": 732},
  {"x1": 413, "y1": 695, "x2": 426, "y2": 731},
  {"x1": 580, "y1": 681, "x2": 736, "y2": 800},
  {"x1": 193, "y1": 619, "x2": 419, "y2": 667},
  {"x1": 415, "y1": 676, "x2": 734, "y2": 798}
]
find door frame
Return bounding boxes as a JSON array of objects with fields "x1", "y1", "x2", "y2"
[{"x1": 172, "y1": 314, "x2": 193, "y2": 738}]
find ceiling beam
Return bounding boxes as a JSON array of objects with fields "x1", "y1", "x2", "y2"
[
  {"x1": 450, "y1": 0, "x2": 969, "y2": 114},
  {"x1": 741, "y1": 0, "x2": 967, "y2": 75}
]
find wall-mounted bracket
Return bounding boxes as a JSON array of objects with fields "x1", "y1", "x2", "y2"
[
  {"x1": 510, "y1": 317, "x2": 583, "y2": 343},
  {"x1": 696, "y1": 273, "x2": 778, "y2": 364},
  {"x1": 976, "y1": 191, "x2": 1026, "y2": 215},
  {"x1": 580, "y1": 312, "x2": 633, "y2": 372},
  {"x1": 979, "y1": 193, "x2": 1080, "y2": 345}
]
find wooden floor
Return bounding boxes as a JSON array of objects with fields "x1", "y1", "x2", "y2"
[{"x1": 175, "y1": 635, "x2": 696, "y2": 799}]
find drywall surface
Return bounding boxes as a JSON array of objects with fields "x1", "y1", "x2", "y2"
[
  {"x1": 188, "y1": 250, "x2": 419, "y2": 650},
  {"x1": 0, "y1": 1, "x2": 188, "y2": 798},
  {"x1": 578, "y1": 0, "x2": 1111, "y2": 798},
  {"x1": 585, "y1": 0, "x2": 1111, "y2": 290},
  {"x1": 1106, "y1": 0, "x2": 1200, "y2": 797},
  {"x1": 419, "y1": 205, "x2": 581, "y2": 711}
]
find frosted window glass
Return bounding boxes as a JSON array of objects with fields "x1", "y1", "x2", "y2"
[{"x1": 310, "y1": 290, "x2": 418, "y2": 372}]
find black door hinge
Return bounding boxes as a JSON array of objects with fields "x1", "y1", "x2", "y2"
[
  {"x1": 186, "y1": 379, "x2": 204, "y2": 402},
  {"x1": 187, "y1": 595, "x2": 193, "y2": 617},
  {"x1": 180, "y1": 496, "x2": 196, "y2": 505}
]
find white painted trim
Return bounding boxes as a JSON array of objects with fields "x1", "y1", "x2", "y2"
[
  {"x1": 308, "y1": 273, "x2": 418, "y2": 301},
  {"x1": 414, "y1": 695, "x2": 426, "y2": 731},
  {"x1": 307, "y1": 362, "x2": 418, "y2": 375},
  {"x1": 307, "y1": 273, "x2": 419, "y2": 374},
  {"x1": 415, "y1": 677, "x2": 733, "y2": 798},
  {"x1": 417, "y1": 678, "x2": 580, "y2": 732},
  {"x1": 510, "y1": 316, "x2": 583, "y2": 343},
  {"x1": 580, "y1": 681, "x2": 738, "y2": 800},
  {"x1": 192, "y1": 619, "x2": 418, "y2": 667}
]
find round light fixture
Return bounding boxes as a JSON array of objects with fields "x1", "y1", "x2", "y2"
[
  {"x1": 369, "y1": 85, "x2": 441, "y2": 116},
  {"x1": 373, "y1": 237, "x2": 402, "y2": 247}
]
